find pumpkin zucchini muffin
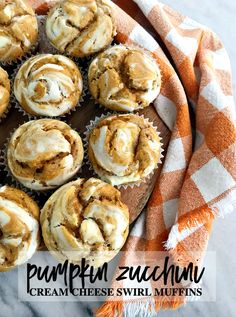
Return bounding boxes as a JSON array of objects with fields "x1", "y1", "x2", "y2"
[
  {"x1": 88, "y1": 45, "x2": 161, "y2": 111},
  {"x1": 14, "y1": 54, "x2": 83, "y2": 117},
  {"x1": 88, "y1": 114, "x2": 162, "y2": 186},
  {"x1": 46, "y1": 0, "x2": 116, "y2": 58},
  {"x1": 7, "y1": 119, "x2": 84, "y2": 190},
  {"x1": 41, "y1": 178, "x2": 129, "y2": 267},
  {"x1": 0, "y1": 185, "x2": 40, "y2": 271},
  {"x1": 0, "y1": 0, "x2": 38, "y2": 63}
]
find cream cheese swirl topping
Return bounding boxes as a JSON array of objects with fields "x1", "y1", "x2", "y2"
[
  {"x1": 88, "y1": 114, "x2": 162, "y2": 186},
  {"x1": 7, "y1": 119, "x2": 84, "y2": 190},
  {"x1": 0, "y1": 0, "x2": 38, "y2": 62},
  {"x1": 40, "y1": 178, "x2": 129, "y2": 267},
  {"x1": 14, "y1": 54, "x2": 83, "y2": 117},
  {"x1": 88, "y1": 45, "x2": 161, "y2": 112},
  {"x1": 46, "y1": 0, "x2": 116, "y2": 58}
]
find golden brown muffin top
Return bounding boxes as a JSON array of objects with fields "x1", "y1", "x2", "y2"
[
  {"x1": 14, "y1": 54, "x2": 83, "y2": 117},
  {"x1": 7, "y1": 119, "x2": 84, "y2": 190},
  {"x1": 0, "y1": 0, "x2": 38, "y2": 63},
  {"x1": 46, "y1": 0, "x2": 116, "y2": 58},
  {"x1": 88, "y1": 114, "x2": 162, "y2": 186},
  {"x1": 89, "y1": 45, "x2": 161, "y2": 112},
  {"x1": 41, "y1": 178, "x2": 129, "y2": 267}
]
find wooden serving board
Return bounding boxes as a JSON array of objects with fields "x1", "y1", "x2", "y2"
[{"x1": 0, "y1": 3, "x2": 171, "y2": 224}]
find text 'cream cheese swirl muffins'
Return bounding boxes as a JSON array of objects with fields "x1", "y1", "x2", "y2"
[
  {"x1": 46, "y1": 0, "x2": 116, "y2": 58},
  {"x1": 0, "y1": 67, "x2": 10, "y2": 120},
  {"x1": 7, "y1": 119, "x2": 84, "y2": 191},
  {"x1": 0, "y1": 186, "x2": 40, "y2": 271},
  {"x1": 14, "y1": 54, "x2": 83, "y2": 117},
  {"x1": 88, "y1": 114, "x2": 162, "y2": 186},
  {"x1": 88, "y1": 45, "x2": 161, "y2": 112},
  {"x1": 0, "y1": 0, "x2": 38, "y2": 63},
  {"x1": 41, "y1": 178, "x2": 129, "y2": 267}
]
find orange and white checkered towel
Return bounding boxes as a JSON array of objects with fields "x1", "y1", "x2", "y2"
[
  {"x1": 30, "y1": 0, "x2": 236, "y2": 315},
  {"x1": 95, "y1": 0, "x2": 236, "y2": 316}
]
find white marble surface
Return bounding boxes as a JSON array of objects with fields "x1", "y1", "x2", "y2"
[{"x1": 0, "y1": 1, "x2": 235, "y2": 317}]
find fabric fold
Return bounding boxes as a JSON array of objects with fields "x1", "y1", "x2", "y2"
[{"x1": 96, "y1": 0, "x2": 236, "y2": 316}]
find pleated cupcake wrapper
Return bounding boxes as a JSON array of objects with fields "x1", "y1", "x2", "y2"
[
  {"x1": 0, "y1": 149, "x2": 5, "y2": 169},
  {"x1": 10, "y1": 54, "x2": 87, "y2": 121},
  {"x1": 83, "y1": 112, "x2": 164, "y2": 190},
  {"x1": 1, "y1": 119, "x2": 86, "y2": 199},
  {"x1": 0, "y1": 167, "x2": 40, "y2": 206}
]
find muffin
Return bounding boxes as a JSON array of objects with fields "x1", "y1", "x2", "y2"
[
  {"x1": 7, "y1": 119, "x2": 84, "y2": 190},
  {"x1": 14, "y1": 54, "x2": 83, "y2": 117},
  {"x1": 0, "y1": 185, "x2": 40, "y2": 271},
  {"x1": 0, "y1": 0, "x2": 38, "y2": 63},
  {"x1": 46, "y1": 0, "x2": 116, "y2": 58},
  {"x1": 0, "y1": 67, "x2": 10, "y2": 119},
  {"x1": 88, "y1": 45, "x2": 161, "y2": 112},
  {"x1": 88, "y1": 114, "x2": 162, "y2": 186},
  {"x1": 41, "y1": 178, "x2": 129, "y2": 267}
]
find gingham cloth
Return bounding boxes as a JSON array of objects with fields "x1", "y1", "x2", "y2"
[
  {"x1": 96, "y1": 0, "x2": 236, "y2": 316},
  {"x1": 30, "y1": 0, "x2": 236, "y2": 315}
]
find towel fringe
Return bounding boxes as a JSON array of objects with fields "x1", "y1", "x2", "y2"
[{"x1": 95, "y1": 297, "x2": 184, "y2": 317}]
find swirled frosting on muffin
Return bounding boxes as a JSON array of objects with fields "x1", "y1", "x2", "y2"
[
  {"x1": 88, "y1": 45, "x2": 161, "y2": 111},
  {"x1": 41, "y1": 178, "x2": 129, "y2": 267},
  {"x1": 88, "y1": 114, "x2": 162, "y2": 186},
  {"x1": 14, "y1": 54, "x2": 83, "y2": 117},
  {"x1": 0, "y1": 67, "x2": 10, "y2": 119},
  {"x1": 46, "y1": 0, "x2": 116, "y2": 58},
  {"x1": 7, "y1": 119, "x2": 84, "y2": 190},
  {"x1": 0, "y1": 0, "x2": 38, "y2": 63},
  {"x1": 0, "y1": 186, "x2": 40, "y2": 271}
]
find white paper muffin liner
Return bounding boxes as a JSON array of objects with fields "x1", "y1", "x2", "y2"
[
  {"x1": 0, "y1": 149, "x2": 5, "y2": 169},
  {"x1": 2, "y1": 119, "x2": 86, "y2": 198},
  {"x1": 0, "y1": 176, "x2": 40, "y2": 204},
  {"x1": 10, "y1": 54, "x2": 87, "y2": 120},
  {"x1": 83, "y1": 112, "x2": 164, "y2": 190},
  {"x1": 0, "y1": 41, "x2": 39, "y2": 68}
]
